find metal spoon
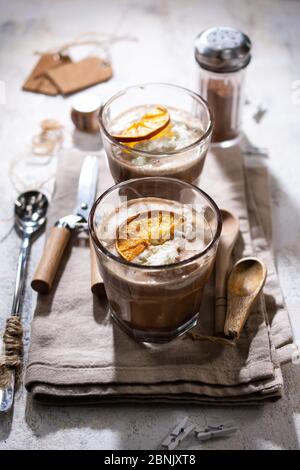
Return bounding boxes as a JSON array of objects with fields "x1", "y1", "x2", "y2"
[
  {"x1": 0, "y1": 190, "x2": 48, "y2": 412},
  {"x1": 224, "y1": 257, "x2": 267, "y2": 339}
]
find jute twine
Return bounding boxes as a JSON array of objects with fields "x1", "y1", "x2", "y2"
[
  {"x1": 8, "y1": 119, "x2": 63, "y2": 195},
  {"x1": 0, "y1": 119, "x2": 63, "y2": 246},
  {"x1": 0, "y1": 316, "x2": 23, "y2": 389},
  {"x1": 34, "y1": 31, "x2": 137, "y2": 57},
  {"x1": 185, "y1": 331, "x2": 235, "y2": 347}
]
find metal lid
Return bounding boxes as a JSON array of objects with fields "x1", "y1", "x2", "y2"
[{"x1": 195, "y1": 26, "x2": 252, "y2": 73}]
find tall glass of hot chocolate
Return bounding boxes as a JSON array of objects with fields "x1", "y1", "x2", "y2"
[
  {"x1": 89, "y1": 177, "x2": 221, "y2": 343},
  {"x1": 99, "y1": 83, "x2": 213, "y2": 184}
]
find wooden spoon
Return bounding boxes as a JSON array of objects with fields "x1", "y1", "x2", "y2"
[
  {"x1": 224, "y1": 257, "x2": 267, "y2": 339},
  {"x1": 215, "y1": 209, "x2": 240, "y2": 335}
]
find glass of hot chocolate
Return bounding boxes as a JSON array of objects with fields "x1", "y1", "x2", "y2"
[
  {"x1": 89, "y1": 177, "x2": 221, "y2": 343},
  {"x1": 99, "y1": 83, "x2": 213, "y2": 184}
]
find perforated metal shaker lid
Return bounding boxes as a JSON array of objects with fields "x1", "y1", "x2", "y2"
[{"x1": 195, "y1": 26, "x2": 252, "y2": 73}]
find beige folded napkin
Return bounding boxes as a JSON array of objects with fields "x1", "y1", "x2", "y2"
[{"x1": 25, "y1": 145, "x2": 295, "y2": 405}]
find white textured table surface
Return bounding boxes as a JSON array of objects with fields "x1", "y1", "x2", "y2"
[{"x1": 0, "y1": 0, "x2": 300, "y2": 450}]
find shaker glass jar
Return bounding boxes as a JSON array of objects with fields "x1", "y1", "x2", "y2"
[{"x1": 195, "y1": 27, "x2": 251, "y2": 144}]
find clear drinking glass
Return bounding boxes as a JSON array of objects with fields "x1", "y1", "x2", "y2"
[
  {"x1": 89, "y1": 177, "x2": 222, "y2": 343},
  {"x1": 99, "y1": 83, "x2": 213, "y2": 184}
]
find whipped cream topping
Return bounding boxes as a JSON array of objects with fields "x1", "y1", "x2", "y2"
[
  {"x1": 97, "y1": 198, "x2": 212, "y2": 267},
  {"x1": 135, "y1": 220, "x2": 198, "y2": 266},
  {"x1": 135, "y1": 239, "x2": 184, "y2": 266},
  {"x1": 109, "y1": 106, "x2": 204, "y2": 165}
]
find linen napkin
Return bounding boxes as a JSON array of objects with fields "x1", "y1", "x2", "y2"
[{"x1": 25, "y1": 145, "x2": 295, "y2": 405}]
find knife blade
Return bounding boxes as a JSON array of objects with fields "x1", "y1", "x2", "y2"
[
  {"x1": 31, "y1": 155, "x2": 99, "y2": 294},
  {"x1": 75, "y1": 155, "x2": 99, "y2": 222}
]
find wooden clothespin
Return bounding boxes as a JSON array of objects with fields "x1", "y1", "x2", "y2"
[
  {"x1": 195, "y1": 424, "x2": 237, "y2": 441},
  {"x1": 161, "y1": 417, "x2": 196, "y2": 450}
]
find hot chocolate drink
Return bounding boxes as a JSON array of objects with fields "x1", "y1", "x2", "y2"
[
  {"x1": 90, "y1": 178, "x2": 221, "y2": 343},
  {"x1": 99, "y1": 83, "x2": 213, "y2": 185},
  {"x1": 89, "y1": 177, "x2": 221, "y2": 342},
  {"x1": 105, "y1": 106, "x2": 208, "y2": 183}
]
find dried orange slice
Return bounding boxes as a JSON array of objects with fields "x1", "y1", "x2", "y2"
[
  {"x1": 112, "y1": 106, "x2": 170, "y2": 143},
  {"x1": 116, "y1": 210, "x2": 184, "y2": 261}
]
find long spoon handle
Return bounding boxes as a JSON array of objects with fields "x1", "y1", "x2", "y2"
[
  {"x1": 11, "y1": 235, "x2": 30, "y2": 315},
  {"x1": 0, "y1": 371, "x2": 15, "y2": 412},
  {"x1": 1, "y1": 235, "x2": 30, "y2": 413},
  {"x1": 224, "y1": 292, "x2": 256, "y2": 339},
  {"x1": 215, "y1": 248, "x2": 232, "y2": 335}
]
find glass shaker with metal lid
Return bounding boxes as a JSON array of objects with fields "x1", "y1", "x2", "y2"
[{"x1": 195, "y1": 26, "x2": 252, "y2": 143}]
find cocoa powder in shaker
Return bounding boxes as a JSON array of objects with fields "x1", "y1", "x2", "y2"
[{"x1": 207, "y1": 78, "x2": 241, "y2": 143}]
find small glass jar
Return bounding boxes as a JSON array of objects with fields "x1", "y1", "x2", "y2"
[{"x1": 195, "y1": 27, "x2": 251, "y2": 144}]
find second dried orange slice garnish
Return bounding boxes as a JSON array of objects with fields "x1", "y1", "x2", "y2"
[
  {"x1": 115, "y1": 210, "x2": 184, "y2": 262},
  {"x1": 112, "y1": 106, "x2": 170, "y2": 143}
]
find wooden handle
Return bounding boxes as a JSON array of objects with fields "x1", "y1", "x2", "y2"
[
  {"x1": 224, "y1": 292, "x2": 255, "y2": 339},
  {"x1": 31, "y1": 226, "x2": 71, "y2": 294},
  {"x1": 214, "y1": 303, "x2": 227, "y2": 335},
  {"x1": 214, "y1": 248, "x2": 231, "y2": 335},
  {"x1": 90, "y1": 239, "x2": 105, "y2": 297}
]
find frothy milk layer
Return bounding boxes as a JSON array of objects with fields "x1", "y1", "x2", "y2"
[
  {"x1": 109, "y1": 106, "x2": 204, "y2": 164},
  {"x1": 98, "y1": 197, "x2": 212, "y2": 266}
]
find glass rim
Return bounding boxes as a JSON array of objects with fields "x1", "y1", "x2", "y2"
[
  {"x1": 89, "y1": 176, "x2": 222, "y2": 271},
  {"x1": 99, "y1": 82, "x2": 214, "y2": 157}
]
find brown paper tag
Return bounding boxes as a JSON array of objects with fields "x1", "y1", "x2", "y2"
[
  {"x1": 46, "y1": 57, "x2": 113, "y2": 95},
  {"x1": 23, "y1": 53, "x2": 71, "y2": 96}
]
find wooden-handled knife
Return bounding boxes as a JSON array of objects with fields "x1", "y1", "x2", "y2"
[{"x1": 31, "y1": 155, "x2": 103, "y2": 294}]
